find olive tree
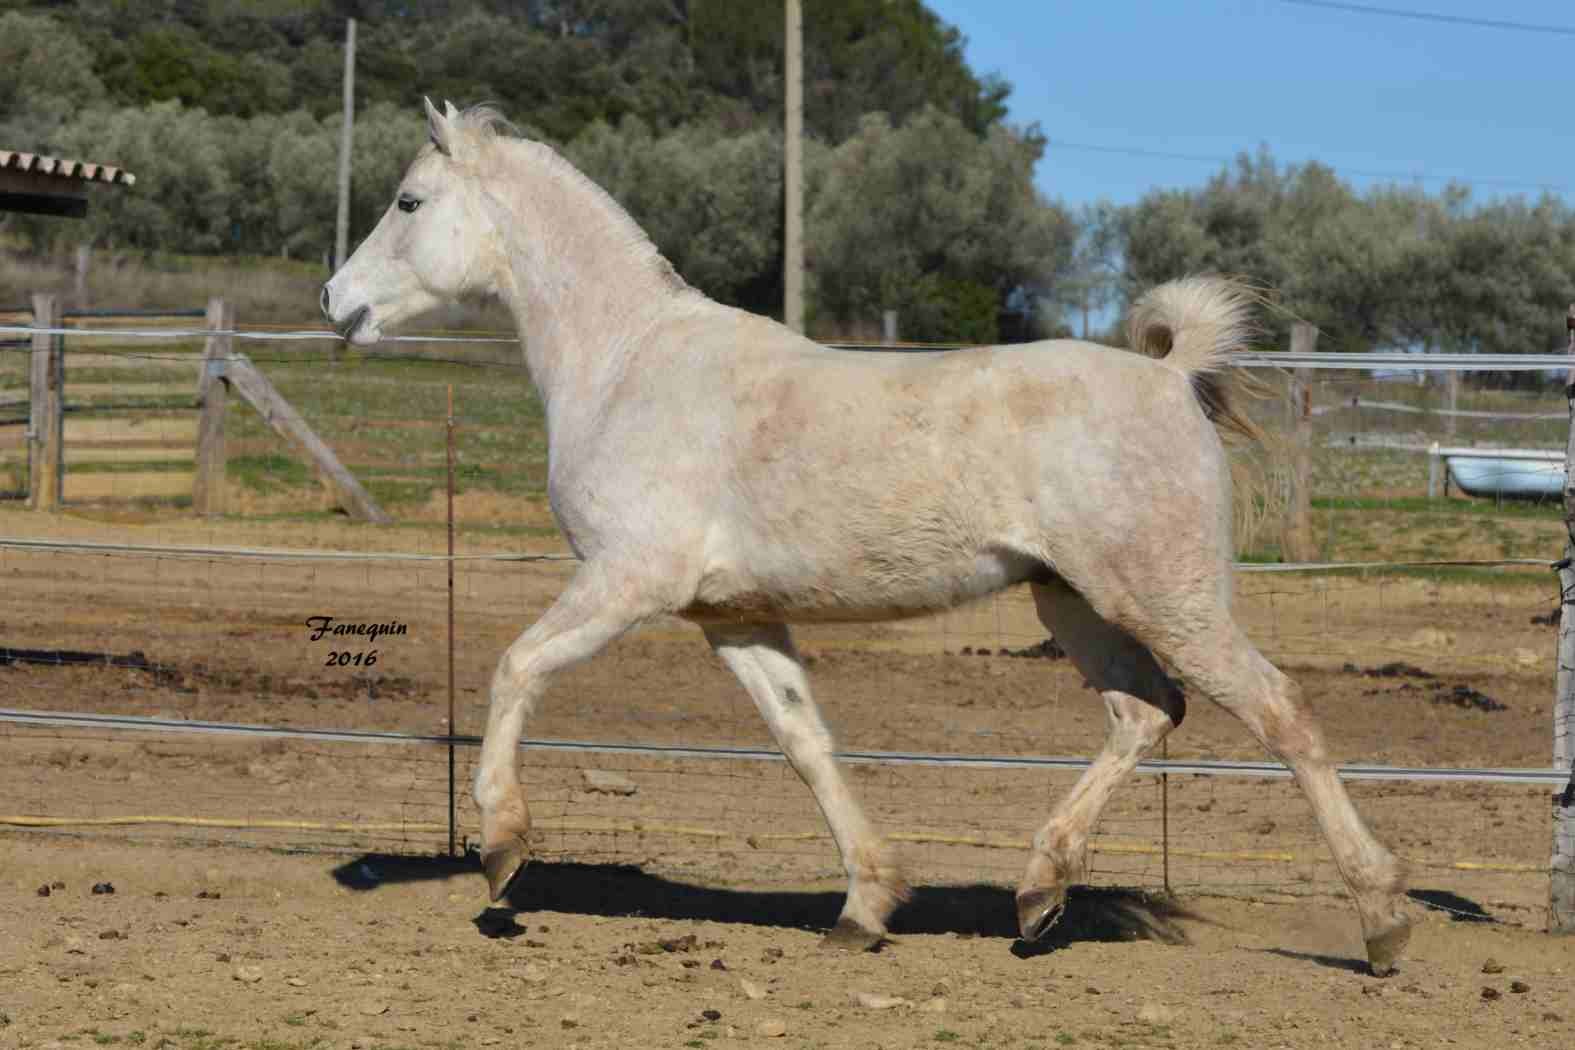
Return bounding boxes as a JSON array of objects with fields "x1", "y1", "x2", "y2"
[
  {"x1": 807, "y1": 107, "x2": 1073, "y2": 342},
  {"x1": 0, "y1": 11, "x2": 106, "y2": 149}
]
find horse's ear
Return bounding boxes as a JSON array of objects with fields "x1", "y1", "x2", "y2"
[
  {"x1": 423, "y1": 96, "x2": 452, "y2": 157},
  {"x1": 443, "y1": 99, "x2": 461, "y2": 121}
]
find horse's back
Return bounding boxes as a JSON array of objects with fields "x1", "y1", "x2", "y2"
[{"x1": 669, "y1": 315, "x2": 1229, "y2": 625}]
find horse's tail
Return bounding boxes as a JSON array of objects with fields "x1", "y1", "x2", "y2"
[{"x1": 1127, "y1": 275, "x2": 1264, "y2": 445}]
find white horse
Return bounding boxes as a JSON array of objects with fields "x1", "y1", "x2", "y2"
[{"x1": 322, "y1": 100, "x2": 1411, "y2": 975}]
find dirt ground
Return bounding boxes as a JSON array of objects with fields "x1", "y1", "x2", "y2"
[
  {"x1": 1, "y1": 837, "x2": 1571, "y2": 1050},
  {"x1": 2, "y1": 505, "x2": 1573, "y2": 1049}
]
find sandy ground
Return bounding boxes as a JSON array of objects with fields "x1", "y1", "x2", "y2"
[
  {"x1": 0, "y1": 837, "x2": 1571, "y2": 1050},
  {"x1": 2, "y1": 506, "x2": 1572, "y2": 1049}
]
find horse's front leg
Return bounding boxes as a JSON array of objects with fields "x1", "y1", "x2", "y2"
[
  {"x1": 704, "y1": 622, "x2": 910, "y2": 947},
  {"x1": 476, "y1": 564, "x2": 657, "y2": 900}
]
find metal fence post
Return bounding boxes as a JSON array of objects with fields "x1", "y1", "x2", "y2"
[{"x1": 446, "y1": 384, "x2": 458, "y2": 858}]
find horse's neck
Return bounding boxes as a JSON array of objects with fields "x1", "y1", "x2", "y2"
[{"x1": 489, "y1": 143, "x2": 690, "y2": 418}]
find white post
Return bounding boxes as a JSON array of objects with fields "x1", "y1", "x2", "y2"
[
  {"x1": 334, "y1": 17, "x2": 356, "y2": 274},
  {"x1": 1428, "y1": 442, "x2": 1440, "y2": 501},
  {"x1": 782, "y1": 0, "x2": 804, "y2": 333},
  {"x1": 882, "y1": 309, "x2": 898, "y2": 345},
  {"x1": 1444, "y1": 369, "x2": 1459, "y2": 440}
]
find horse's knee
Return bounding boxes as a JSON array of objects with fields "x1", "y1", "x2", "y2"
[{"x1": 1104, "y1": 686, "x2": 1183, "y2": 748}]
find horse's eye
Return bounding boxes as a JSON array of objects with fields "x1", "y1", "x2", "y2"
[{"x1": 397, "y1": 195, "x2": 421, "y2": 214}]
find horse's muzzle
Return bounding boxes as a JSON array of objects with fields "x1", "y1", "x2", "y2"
[{"x1": 334, "y1": 305, "x2": 370, "y2": 342}]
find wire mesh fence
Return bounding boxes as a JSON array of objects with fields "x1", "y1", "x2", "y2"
[
  {"x1": 0, "y1": 714, "x2": 1557, "y2": 929},
  {"x1": 0, "y1": 320, "x2": 1568, "y2": 933}
]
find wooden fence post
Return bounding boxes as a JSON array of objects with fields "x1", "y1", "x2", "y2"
[
  {"x1": 192, "y1": 298, "x2": 232, "y2": 516},
  {"x1": 1280, "y1": 324, "x2": 1318, "y2": 563},
  {"x1": 224, "y1": 353, "x2": 390, "y2": 524},
  {"x1": 1554, "y1": 308, "x2": 1575, "y2": 935},
  {"x1": 27, "y1": 293, "x2": 63, "y2": 511}
]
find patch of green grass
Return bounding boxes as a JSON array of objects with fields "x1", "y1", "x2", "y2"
[
  {"x1": 1055, "y1": 1034, "x2": 1076, "y2": 1047},
  {"x1": 67, "y1": 460, "x2": 195, "y2": 474},
  {"x1": 935, "y1": 1033, "x2": 961, "y2": 1044},
  {"x1": 128, "y1": 1034, "x2": 146, "y2": 1046},
  {"x1": 229, "y1": 453, "x2": 311, "y2": 492},
  {"x1": 179, "y1": 1034, "x2": 235, "y2": 1050},
  {"x1": 282, "y1": 1016, "x2": 307, "y2": 1028},
  {"x1": 1215, "y1": 1034, "x2": 1239, "y2": 1046},
  {"x1": 94, "y1": 1036, "x2": 122, "y2": 1046},
  {"x1": 1312, "y1": 495, "x2": 1562, "y2": 519}
]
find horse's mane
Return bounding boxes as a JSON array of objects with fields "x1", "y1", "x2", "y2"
[{"x1": 449, "y1": 104, "x2": 690, "y2": 295}]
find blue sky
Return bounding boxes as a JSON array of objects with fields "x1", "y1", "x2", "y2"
[{"x1": 924, "y1": 0, "x2": 1573, "y2": 212}]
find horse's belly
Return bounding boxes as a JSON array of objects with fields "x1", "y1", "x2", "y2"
[{"x1": 680, "y1": 549, "x2": 1044, "y2": 626}]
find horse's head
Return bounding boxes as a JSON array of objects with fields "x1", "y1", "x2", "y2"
[{"x1": 321, "y1": 98, "x2": 503, "y2": 345}]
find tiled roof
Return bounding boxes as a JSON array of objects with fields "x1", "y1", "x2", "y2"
[{"x1": 0, "y1": 150, "x2": 135, "y2": 187}]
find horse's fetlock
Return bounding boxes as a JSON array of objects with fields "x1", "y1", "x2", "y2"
[{"x1": 1033, "y1": 823, "x2": 1077, "y2": 858}]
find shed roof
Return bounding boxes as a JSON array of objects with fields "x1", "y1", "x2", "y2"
[{"x1": 0, "y1": 149, "x2": 136, "y2": 187}]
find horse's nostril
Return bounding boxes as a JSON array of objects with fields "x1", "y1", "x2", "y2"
[{"x1": 320, "y1": 285, "x2": 332, "y2": 319}]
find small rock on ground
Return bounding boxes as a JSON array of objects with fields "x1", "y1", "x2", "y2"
[
  {"x1": 580, "y1": 769, "x2": 638, "y2": 796},
  {"x1": 755, "y1": 1019, "x2": 787, "y2": 1038}
]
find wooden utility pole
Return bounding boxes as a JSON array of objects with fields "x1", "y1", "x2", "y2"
[
  {"x1": 192, "y1": 298, "x2": 233, "y2": 516},
  {"x1": 783, "y1": 0, "x2": 804, "y2": 333},
  {"x1": 1553, "y1": 302, "x2": 1575, "y2": 934},
  {"x1": 334, "y1": 17, "x2": 356, "y2": 274},
  {"x1": 1280, "y1": 323, "x2": 1318, "y2": 563},
  {"x1": 27, "y1": 293, "x2": 63, "y2": 511}
]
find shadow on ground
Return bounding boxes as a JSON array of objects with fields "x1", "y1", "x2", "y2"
[
  {"x1": 1407, "y1": 888, "x2": 1497, "y2": 923},
  {"x1": 329, "y1": 853, "x2": 1195, "y2": 949},
  {"x1": 1259, "y1": 947, "x2": 1371, "y2": 975}
]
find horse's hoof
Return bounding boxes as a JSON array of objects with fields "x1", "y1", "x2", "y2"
[
  {"x1": 1016, "y1": 887, "x2": 1065, "y2": 943},
  {"x1": 819, "y1": 917, "x2": 887, "y2": 952},
  {"x1": 481, "y1": 839, "x2": 529, "y2": 903},
  {"x1": 1365, "y1": 914, "x2": 1412, "y2": 977}
]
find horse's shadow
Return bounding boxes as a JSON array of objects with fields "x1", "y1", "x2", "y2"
[{"x1": 329, "y1": 853, "x2": 1194, "y2": 951}]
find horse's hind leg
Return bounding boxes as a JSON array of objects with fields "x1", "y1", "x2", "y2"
[
  {"x1": 1017, "y1": 581, "x2": 1185, "y2": 941},
  {"x1": 1155, "y1": 617, "x2": 1411, "y2": 975},
  {"x1": 704, "y1": 622, "x2": 909, "y2": 947}
]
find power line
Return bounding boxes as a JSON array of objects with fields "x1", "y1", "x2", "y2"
[
  {"x1": 1046, "y1": 139, "x2": 1570, "y2": 195},
  {"x1": 1278, "y1": 0, "x2": 1575, "y2": 37}
]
